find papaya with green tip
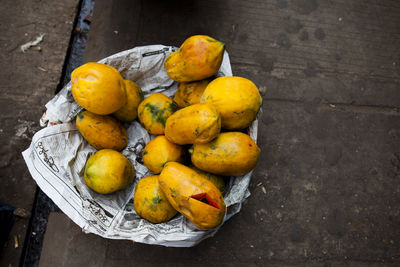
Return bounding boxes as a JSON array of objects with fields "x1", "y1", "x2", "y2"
[
  {"x1": 191, "y1": 132, "x2": 260, "y2": 176},
  {"x1": 159, "y1": 162, "x2": 226, "y2": 229},
  {"x1": 84, "y1": 149, "x2": 135, "y2": 194},
  {"x1": 164, "y1": 35, "x2": 225, "y2": 82},
  {"x1": 165, "y1": 103, "x2": 221, "y2": 145},
  {"x1": 200, "y1": 76, "x2": 262, "y2": 130}
]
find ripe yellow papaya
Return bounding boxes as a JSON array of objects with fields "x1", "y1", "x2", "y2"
[
  {"x1": 191, "y1": 132, "x2": 260, "y2": 176},
  {"x1": 174, "y1": 79, "x2": 211, "y2": 108},
  {"x1": 137, "y1": 93, "x2": 178, "y2": 135},
  {"x1": 113, "y1": 80, "x2": 143, "y2": 122},
  {"x1": 84, "y1": 149, "x2": 135, "y2": 194},
  {"x1": 191, "y1": 167, "x2": 225, "y2": 194},
  {"x1": 200, "y1": 76, "x2": 262, "y2": 130},
  {"x1": 133, "y1": 175, "x2": 177, "y2": 223},
  {"x1": 71, "y1": 62, "x2": 126, "y2": 115},
  {"x1": 159, "y1": 162, "x2": 226, "y2": 229},
  {"x1": 76, "y1": 111, "x2": 127, "y2": 151},
  {"x1": 165, "y1": 103, "x2": 221, "y2": 145},
  {"x1": 142, "y1": 135, "x2": 186, "y2": 174},
  {"x1": 164, "y1": 35, "x2": 225, "y2": 82}
]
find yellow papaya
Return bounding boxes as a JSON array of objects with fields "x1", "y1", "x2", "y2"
[
  {"x1": 191, "y1": 132, "x2": 260, "y2": 176},
  {"x1": 159, "y1": 162, "x2": 226, "y2": 229},
  {"x1": 113, "y1": 80, "x2": 143, "y2": 122},
  {"x1": 137, "y1": 93, "x2": 178, "y2": 135},
  {"x1": 71, "y1": 62, "x2": 126, "y2": 115},
  {"x1": 191, "y1": 167, "x2": 225, "y2": 194},
  {"x1": 84, "y1": 149, "x2": 135, "y2": 194},
  {"x1": 174, "y1": 79, "x2": 211, "y2": 108},
  {"x1": 76, "y1": 111, "x2": 127, "y2": 151},
  {"x1": 133, "y1": 175, "x2": 177, "y2": 223},
  {"x1": 200, "y1": 76, "x2": 262, "y2": 130},
  {"x1": 165, "y1": 103, "x2": 221, "y2": 145},
  {"x1": 142, "y1": 135, "x2": 186, "y2": 174},
  {"x1": 164, "y1": 35, "x2": 225, "y2": 82}
]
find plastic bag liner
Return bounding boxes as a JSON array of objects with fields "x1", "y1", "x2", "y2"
[{"x1": 22, "y1": 45, "x2": 259, "y2": 247}]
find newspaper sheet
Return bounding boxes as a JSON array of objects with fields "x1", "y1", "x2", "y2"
[{"x1": 22, "y1": 45, "x2": 258, "y2": 247}]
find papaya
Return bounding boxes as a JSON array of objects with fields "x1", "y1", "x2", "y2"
[
  {"x1": 133, "y1": 175, "x2": 177, "y2": 223},
  {"x1": 200, "y1": 76, "x2": 262, "y2": 130},
  {"x1": 191, "y1": 132, "x2": 260, "y2": 176},
  {"x1": 84, "y1": 149, "x2": 135, "y2": 194},
  {"x1": 191, "y1": 167, "x2": 225, "y2": 194},
  {"x1": 174, "y1": 79, "x2": 211, "y2": 108},
  {"x1": 113, "y1": 80, "x2": 143, "y2": 122},
  {"x1": 164, "y1": 35, "x2": 225, "y2": 82},
  {"x1": 76, "y1": 110, "x2": 127, "y2": 151},
  {"x1": 137, "y1": 93, "x2": 178, "y2": 135},
  {"x1": 71, "y1": 62, "x2": 126, "y2": 115},
  {"x1": 142, "y1": 135, "x2": 186, "y2": 174},
  {"x1": 165, "y1": 103, "x2": 220, "y2": 145},
  {"x1": 159, "y1": 162, "x2": 226, "y2": 229}
]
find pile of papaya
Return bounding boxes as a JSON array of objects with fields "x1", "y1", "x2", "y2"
[{"x1": 71, "y1": 35, "x2": 262, "y2": 230}]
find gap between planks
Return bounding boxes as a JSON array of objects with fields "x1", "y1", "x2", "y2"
[{"x1": 264, "y1": 98, "x2": 400, "y2": 116}]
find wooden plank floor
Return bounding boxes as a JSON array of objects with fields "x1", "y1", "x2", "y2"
[
  {"x1": 0, "y1": 0, "x2": 79, "y2": 266},
  {"x1": 41, "y1": 0, "x2": 400, "y2": 266},
  {"x1": 84, "y1": 0, "x2": 400, "y2": 107}
]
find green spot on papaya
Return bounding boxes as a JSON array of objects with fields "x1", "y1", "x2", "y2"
[
  {"x1": 77, "y1": 112, "x2": 84, "y2": 119},
  {"x1": 206, "y1": 37, "x2": 218, "y2": 43},
  {"x1": 210, "y1": 145, "x2": 216, "y2": 150},
  {"x1": 152, "y1": 195, "x2": 162, "y2": 204},
  {"x1": 169, "y1": 102, "x2": 178, "y2": 113},
  {"x1": 138, "y1": 89, "x2": 144, "y2": 100},
  {"x1": 123, "y1": 164, "x2": 133, "y2": 184},
  {"x1": 85, "y1": 164, "x2": 93, "y2": 180},
  {"x1": 144, "y1": 103, "x2": 158, "y2": 115},
  {"x1": 143, "y1": 151, "x2": 148, "y2": 155},
  {"x1": 85, "y1": 170, "x2": 91, "y2": 179},
  {"x1": 144, "y1": 103, "x2": 169, "y2": 127}
]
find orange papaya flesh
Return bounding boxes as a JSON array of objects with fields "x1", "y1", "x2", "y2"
[{"x1": 190, "y1": 193, "x2": 221, "y2": 209}]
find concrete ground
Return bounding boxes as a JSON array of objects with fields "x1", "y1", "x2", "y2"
[{"x1": 2, "y1": 0, "x2": 400, "y2": 266}]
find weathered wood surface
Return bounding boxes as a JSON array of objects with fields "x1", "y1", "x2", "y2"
[
  {"x1": 40, "y1": 0, "x2": 400, "y2": 265},
  {"x1": 84, "y1": 0, "x2": 400, "y2": 107},
  {"x1": 0, "y1": 0, "x2": 79, "y2": 266}
]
